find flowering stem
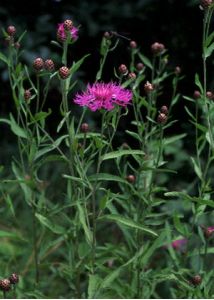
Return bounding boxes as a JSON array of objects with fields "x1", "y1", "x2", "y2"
[
  {"x1": 36, "y1": 75, "x2": 40, "y2": 114},
  {"x1": 62, "y1": 39, "x2": 69, "y2": 65},
  {"x1": 147, "y1": 124, "x2": 164, "y2": 202},
  {"x1": 61, "y1": 79, "x2": 75, "y2": 176},
  {"x1": 91, "y1": 111, "x2": 107, "y2": 274}
]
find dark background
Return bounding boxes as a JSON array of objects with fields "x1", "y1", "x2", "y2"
[{"x1": 0, "y1": 0, "x2": 212, "y2": 154}]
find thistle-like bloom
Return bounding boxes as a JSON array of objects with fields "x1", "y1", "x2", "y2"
[
  {"x1": 57, "y1": 23, "x2": 78, "y2": 42},
  {"x1": 163, "y1": 238, "x2": 187, "y2": 252},
  {"x1": 73, "y1": 82, "x2": 132, "y2": 111}
]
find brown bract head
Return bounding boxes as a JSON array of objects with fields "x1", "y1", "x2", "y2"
[
  {"x1": 59, "y1": 66, "x2": 70, "y2": 79},
  {"x1": 7, "y1": 25, "x2": 16, "y2": 36}
]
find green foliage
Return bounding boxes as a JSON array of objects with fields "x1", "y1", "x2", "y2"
[{"x1": 0, "y1": 3, "x2": 214, "y2": 299}]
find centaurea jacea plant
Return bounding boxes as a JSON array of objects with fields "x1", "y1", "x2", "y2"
[{"x1": 73, "y1": 81, "x2": 132, "y2": 274}]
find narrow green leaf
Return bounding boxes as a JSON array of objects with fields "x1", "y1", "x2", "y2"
[
  {"x1": 5, "y1": 194, "x2": 15, "y2": 217},
  {"x1": 12, "y1": 162, "x2": 32, "y2": 206},
  {"x1": 0, "y1": 230, "x2": 21, "y2": 239},
  {"x1": 34, "y1": 135, "x2": 68, "y2": 160},
  {"x1": 17, "y1": 30, "x2": 27, "y2": 43},
  {"x1": 163, "y1": 133, "x2": 187, "y2": 146},
  {"x1": 97, "y1": 268, "x2": 121, "y2": 292},
  {"x1": 89, "y1": 173, "x2": 127, "y2": 184},
  {"x1": 0, "y1": 52, "x2": 8, "y2": 64},
  {"x1": 125, "y1": 130, "x2": 142, "y2": 142},
  {"x1": 190, "y1": 156, "x2": 203, "y2": 180},
  {"x1": 70, "y1": 54, "x2": 90, "y2": 73},
  {"x1": 141, "y1": 231, "x2": 166, "y2": 266},
  {"x1": 63, "y1": 174, "x2": 88, "y2": 187},
  {"x1": 138, "y1": 53, "x2": 153, "y2": 70},
  {"x1": 171, "y1": 94, "x2": 180, "y2": 107},
  {"x1": 95, "y1": 243, "x2": 150, "y2": 297},
  {"x1": 195, "y1": 73, "x2": 203, "y2": 93},
  {"x1": 183, "y1": 95, "x2": 195, "y2": 103},
  {"x1": 165, "y1": 221, "x2": 179, "y2": 268},
  {"x1": 205, "y1": 31, "x2": 214, "y2": 47},
  {"x1": 10, "y1": 114, "x2": 28, "y2": 139},
  {"x1": 0, "y1": 116, "x2": 28, "y2": 139},
  {"x1": 57, "y1": 112, "x2": 70, "y2": 133},
  {"x1": 99, "y1": 214, "x2": 157, "y2": 237},
  {"x1": 205, "y1": 42, "x2": 214, "y2": 58},
  {"x1": 184, "y1": 106, "x2": 196, "y2": 121},
  {"x1": 164, "y1": 191, "x2": 193, "y2": 201},
  {"x1": 88, "y1": 275, "x2": 101, "y2": 299},
  {"x1": 101, "y1": 149, "x2": 145, "y2": 161},
  {"x1": 173, "y1": 214, "x2": 189, "y2": 237},
  {"x1": 29, "y1": 109, "x2": 52, "y2": 125},
  {"x1": 35, "y1": 213, "x2": 65, "y2": 234},
  {"x1": 77, "y1": 202, "x2": 92, "y2": 246}
]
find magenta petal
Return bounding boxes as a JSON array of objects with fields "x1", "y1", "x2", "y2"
[{"x1": 73, "y1": 82, "x2": 132, "y2": 111}]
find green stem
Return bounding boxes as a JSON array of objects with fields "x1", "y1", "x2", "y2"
[
  {"x1": 36, "y1": 75, "x2": 40, "y2": 114},
  {"x1": 61, "y1": 79, "x2": 75, "y2": 176},
  {"x1": 32, "y1": 204, "x2": 39, "y2": 285},
  {"x1": 147, "y1": 124, "x2": 164, "y2": 202},
  {"x1": 90, "y1": 111, "x2": 107, "y2": 273}
]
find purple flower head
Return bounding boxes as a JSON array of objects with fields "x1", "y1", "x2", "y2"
[
  {"x1": 203, "y1": 226, "x2": 214, "y2": 238},
  {"x1": 73, "y1": 82, "x2": 132, "y2": 111},
  {"x1": 163, "y1": 238, "x2": 187, "y2": 252},
  {"x1": 57, "y1": 23, "x2": 78, "y2": 42},
  {"x1": 171, "y1": 238, "x2": 187, "y2": 251},
  {"x1": 207, "y1": 226, "x2": 214, "y2": 233}
]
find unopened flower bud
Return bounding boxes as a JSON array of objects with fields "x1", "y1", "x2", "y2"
[
  {"x1": 9, "y1": 273, "x2": 19, "y2": 285},
  {"x1": 160, "y1": 105, "x2": 168, "y2": 115},
  {"x1": 0, "y1": 279, "x2": 11, "y2": 292},
  {"x1": 206, "y1": 91, "x2": 213, "y2": 99},
  {"x1": 136, "y1": 63, "x2": 144, "y2": 71},
  {"x1": 193, "y1": 90, "x2": 201, "y2": 99},
  {"x1": 144, "y1": 81, "x2": 154, "y2": 93},
  {"x1": 175, "y1": 66, "x2": 181, "y2": 75},
  {"x1": 200, "y1": 0, "x2": 213, "y2": 9},
  {"x1": 191, "y1": 275, "x2": 202, "y2": 286},
  {"x1": 63, "y1": 19, "x2": 73, "y2": 31},
  {"x1": 157, "y1": 113, "x2": 167, "y2": 124},
  {"x1": 126, "y1": 175, "x2": 135, "y2": 184},
  {"x1": 128, "y1": 72, "x2": 136, "y2": 79},
  {"x1": 121, "y1": 142, "x2": 129, "y2": 149},
  {"x1": 130, "y1": 40, "x2": 137, "y2": 49},
  {"x1": 103, "y1": 31, "x2": 112, "y2": 39},
  {"x1": 59, "y1": 66, "x2": 70, "y2": 79},
  {"x1": 24, "y1": 89, "x2": 31, "y2": 101},
  {"x1": 44, "y1": 59, "x2": 55, "y2": 71},
  {"x1": 118, "y1": 64, "x2": 128, "y2": 75},
  {"x1": 33, "y1": 58, "x2": 44, "y2": 71},
  {"x1": 81, "y1": 123, "x2": 89, "y2": 133},
  {"x1": 7, "y1": 25, "x2": 16, "y2": 36},
  {"x1": 151, "y1": 42, "x2": 165, "y2": 55},
  {"x1": 201, "y1": 226, "x2": 214, "y2": 238}
]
